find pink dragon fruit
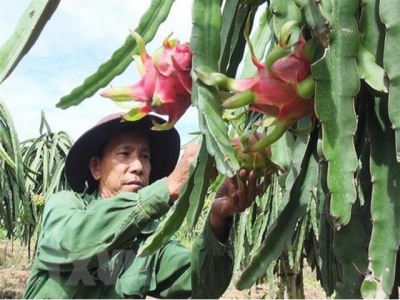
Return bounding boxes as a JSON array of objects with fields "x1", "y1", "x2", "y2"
[
  {"x1": 101, "y1": 31, "x2": 192, "y2": 130},
  {"x1": 196, "y1": 21, "x2": 315, "y2": 151}
]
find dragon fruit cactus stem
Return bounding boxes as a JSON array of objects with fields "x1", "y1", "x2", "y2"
[{"x1": 101, "y1": 31, "x2": 193, "y2": 131}]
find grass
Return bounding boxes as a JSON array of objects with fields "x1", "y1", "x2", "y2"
[{"x1": 0, "y1": 239, "x2": 32, "y2": 298}]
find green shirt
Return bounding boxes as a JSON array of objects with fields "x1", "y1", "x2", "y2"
[{"x1": 24, "y1": 178, "x2": 233, "y2": 299}]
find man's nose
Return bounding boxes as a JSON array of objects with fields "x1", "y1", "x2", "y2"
[{"x1": 128, "y1": 157, "x2": 143, "y2": 173}]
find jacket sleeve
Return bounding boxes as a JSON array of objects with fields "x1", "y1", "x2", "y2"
[
  {"x1": 148, "y1": 215, "x2": 234, "y2": 299},
  {"x1": 36, "y1": 179, "x2": 171, "y2": 271},
  {"x1": 190, "y1": 217, "x2": 234, "y2": 298}
]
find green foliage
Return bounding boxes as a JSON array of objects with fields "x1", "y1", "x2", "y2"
[
  {"x1": 20, "y1": 111, "x2": 73, "y2": 248},
  {"x1": 0, "y1": 97, "x2": 33, "y2": 243},
  {"x1": 0, "y1": 105, "x2": 73, "y2": 256}
]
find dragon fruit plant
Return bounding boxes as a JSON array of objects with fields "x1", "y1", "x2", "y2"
[
  {"x1": 101, "y1": 31, "x2": 192, "y2": 130},
  {"x1": 196, "y1": 21, "x2": 316, "y2": 152}
]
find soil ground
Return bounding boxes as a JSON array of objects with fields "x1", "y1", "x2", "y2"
[{"x1": 0, "y1": 239, "x2": 327, "y2": 299}]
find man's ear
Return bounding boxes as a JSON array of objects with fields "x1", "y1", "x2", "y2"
[{"x1": 89, "y1": 157, "x2": 101, "y2": 180}]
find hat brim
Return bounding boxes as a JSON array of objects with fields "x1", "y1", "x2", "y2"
[{"x1": 65, "y1": 113, "x2": 180, "y2": 194}]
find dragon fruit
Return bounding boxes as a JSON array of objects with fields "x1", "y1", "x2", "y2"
[
  {"x1": 101, "y1": 31, "x2": 192, "y2": 130},
  {"x1": 196, "y1": 21, "x2": 315, "y2": 151},
  {"x1": 231, "y1": 132, "x2": 283, "y2": 175},
  {"x1": 231, "y1": 132, "x2": 284, "y2": 194}
]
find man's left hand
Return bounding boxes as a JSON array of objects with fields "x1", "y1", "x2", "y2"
[{"x1": 209, "y1": 169, "x2": 259, "y2": 241}]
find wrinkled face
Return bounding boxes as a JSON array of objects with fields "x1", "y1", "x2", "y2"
[{"x1": 89, "y1": 131, "x2": 151, "y2": 198}]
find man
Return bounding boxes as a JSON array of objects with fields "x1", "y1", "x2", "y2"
[{"x1": 24, "y1": 113, "x2": 257, "y2": 299}]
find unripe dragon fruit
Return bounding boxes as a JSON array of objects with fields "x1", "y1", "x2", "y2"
[
  {"x1": 231, "y1": 132, "x2": 282, "y2": 175},
  {"x1": 101, "y1": 31, "x2": 192, "y2": 130},
  {"x1": 231, "y1": 132, "x2": 285, "y2": 194},
  {"x1": 196, "y1": 21, "x2": 315, "y2": 151}
]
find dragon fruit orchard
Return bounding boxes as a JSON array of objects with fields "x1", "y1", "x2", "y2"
[
  {"x1": 101, "y1": 31, "x2": 193, "y2": 131},
  {"x1": 196, "y1": 21, "x2": 316, "y2": 152}
]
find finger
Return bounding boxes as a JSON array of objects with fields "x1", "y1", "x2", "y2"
[
  {"x1": 246, "y1": 170, "x2": 257, "y2": 207},
  {"x1": 226, "y1": 176, "x2": 238, "y2": 202},
  {"x1": 236, "y1": 174, "x2": 247, "y2": 211}
]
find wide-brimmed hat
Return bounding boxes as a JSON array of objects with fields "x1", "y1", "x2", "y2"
[{"x1": 65, "y1": 113, "x2": 180, "y2": 194}]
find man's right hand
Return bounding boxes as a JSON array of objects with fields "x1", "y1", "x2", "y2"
[{"x1": 166, "y1": 143, "x2": 199, "y2": 203}]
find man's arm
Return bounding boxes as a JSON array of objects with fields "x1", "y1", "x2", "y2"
[
  {"x1": 36, "y1": 179, "x2": 171, "y2": 270},
  {"x1": 148, "y1": 218, "x2": 234, "y2": 299}
]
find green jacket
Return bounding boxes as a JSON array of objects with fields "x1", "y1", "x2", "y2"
[{"x1": 24, "y1": 178, "x2": 234, "y2": 299}]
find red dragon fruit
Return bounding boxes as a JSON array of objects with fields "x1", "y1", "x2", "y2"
[
  {"x1": 196, "y1": 21, "x2": 315, "y2": 151},
  {"x1": 101, "y1": 31, "x2": 192, "y2": 130}
]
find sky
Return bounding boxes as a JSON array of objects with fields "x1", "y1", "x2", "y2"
[{"x1": 0, "y1": 0, "x2": 198, "y2": 145}]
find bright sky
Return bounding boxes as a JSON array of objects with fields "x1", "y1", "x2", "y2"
[{"x1": 0, "y1": 0, "x2": 198, "y2": 145}]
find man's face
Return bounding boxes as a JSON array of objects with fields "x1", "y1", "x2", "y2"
[{"x1": 89, "y1": 131, "x2": 151, "y2": 198}]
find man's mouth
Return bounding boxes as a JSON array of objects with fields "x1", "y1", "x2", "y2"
[{"x1": 126, "y1": 181, "x2": 143, "y2": 187}]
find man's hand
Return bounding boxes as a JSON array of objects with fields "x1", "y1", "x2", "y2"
[
  {"x1": 166, "y1": 143, "x2": 199, "y2": 203},
  {"x1": 210, "y1": 169, "x2": 258, "y2": 242}
]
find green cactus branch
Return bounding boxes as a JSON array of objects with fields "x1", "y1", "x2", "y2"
[
  {"x1": 312, "y1": 0, "x2": 360, "y2": 228},
  {"x1": 0, "y1": 0, "x2": 61, "y2": 84},
  {"x1": 380, "y1": 0, "x2": 400, "y2": 162}
]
